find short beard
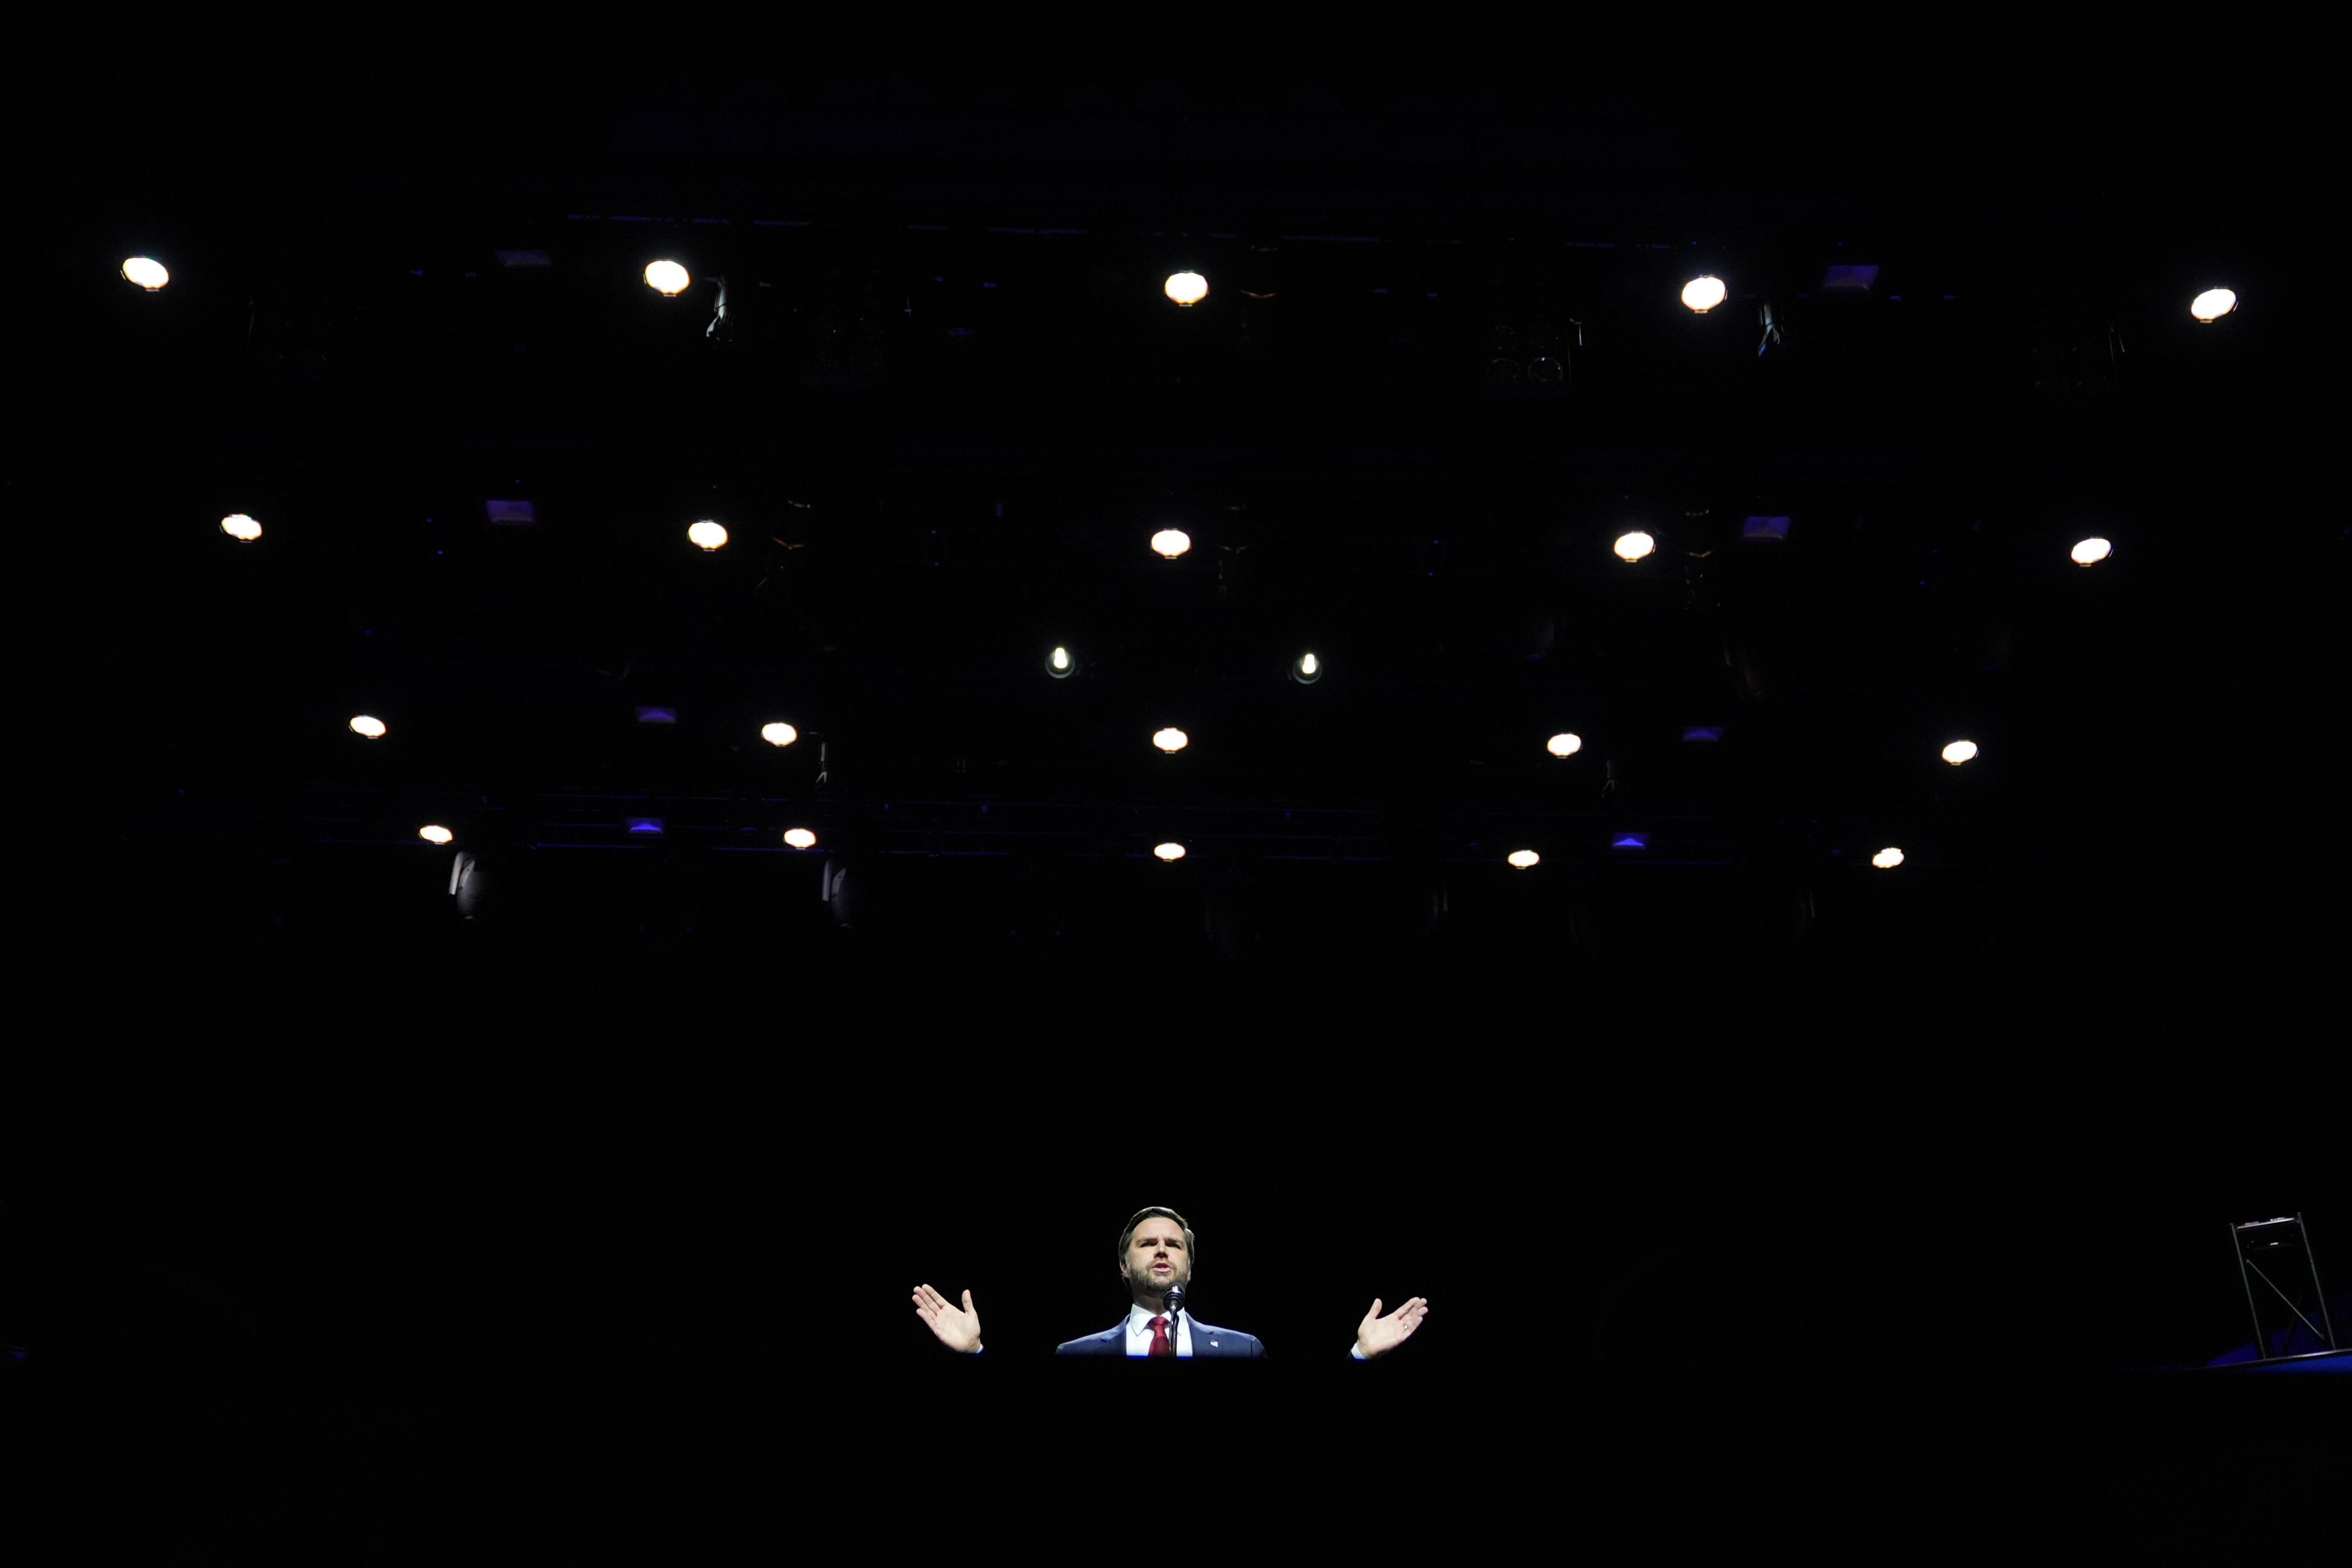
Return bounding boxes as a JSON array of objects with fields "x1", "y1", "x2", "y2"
[{"x1": 1131, "y1": 1266, "x2": 1182, "y2": 1302}]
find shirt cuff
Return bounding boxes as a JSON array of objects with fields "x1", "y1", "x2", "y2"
[{"x1": 1351, "y1": 1344, "x2": 1370, "y2": 1360}]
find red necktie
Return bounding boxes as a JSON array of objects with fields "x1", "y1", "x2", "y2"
[{"x1": 1149, "y1": 1314, "x2": 1174, "y2": 1357}]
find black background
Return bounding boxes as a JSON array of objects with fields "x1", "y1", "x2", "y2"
[{"x1": 9, "y1": 37, "x2": 2345, "y2": 1562}]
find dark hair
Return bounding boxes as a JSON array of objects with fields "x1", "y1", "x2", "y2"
[{"x1": 1117, "y1": 1207, "x2": 1197, "y2": 1270}]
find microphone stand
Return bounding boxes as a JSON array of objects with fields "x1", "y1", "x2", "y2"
[{"x1": 1163, "y1": 1284, "x2": 1186, "y2": 1355}]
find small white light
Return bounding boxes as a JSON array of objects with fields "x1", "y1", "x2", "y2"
[
  {"x1": 1614, "y1": 531, "x2": 1656, "y2": 562},
  {"x1": 1299, "y1": 653, "x2": 1318, "y2": 676},
  {"x1": 1506, "y1": 850, "x2": 1540, "y2": 869},
  {"x1": 1872, "y1": 846, "x2": 1904, "y2": 869},
  {"x1": 783, "y1": 827, "x2": 818, "y2": 849},
  {"x1": 1942, "y1": 739, "x2": 1979, "y2": 765},
  {"x1": 1153, "y1": 727, "x2": 1189, "y2": 753},
  {"x1": 2189, "y1": 288, "x2": 2237, "y2": 323},
  {"x1": 1153, "y1": 842, "x2": 1186, "y2": 862},
  {"x1": 2071, "y1": 537, "x2": 2113, "y2": 566},
  {"x1": 1164, "y1": 271, "x2": 1208, "y2": 306},
  {"x1": 1546, "y1": 732, "x2": 1583, "y2": 758},
  {"x1": 1150, "y1": 529, "x2": 1192, "y2": 558},
  {"x1": 221, "y1": 513, "x2": 262, "y2": 541},
  {"x1": 688, "y1": 520, "x2": 728, "y2": 550},
  {"x1": 419, "y1": 825, "x2": 454, "y2": 846},
  {"x1": 760, "y1": 722, "x2": 799, "y2": 747},
  {"x1": 1050, "y1": 646, "x2": 1071, "y2": 671},
  {"x1": 122, "y1": 257, "x2": 169, "y2": 290},
  {"x1": 1681, "y1": 276, "x2": 1727, "y2": 314},
  {"x1": 645, "y1": 260, "x2": 691, "y2": 296},
  {"x1": 349, "y1": 715, "x2": 387, "y2": 739}
]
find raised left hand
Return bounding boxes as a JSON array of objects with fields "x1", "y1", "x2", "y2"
[{"x1": 1355, "y1": 1296, "x2": 1430, "y2": 1358}]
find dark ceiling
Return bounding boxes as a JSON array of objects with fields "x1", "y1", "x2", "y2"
[{"x1": 29, "y1": 61, "x2": 2331, "y2": 1005}]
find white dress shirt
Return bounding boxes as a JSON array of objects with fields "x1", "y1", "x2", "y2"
[{"x1": 1126, "y1": 1301, "x2": 1194, "y2": 1357}]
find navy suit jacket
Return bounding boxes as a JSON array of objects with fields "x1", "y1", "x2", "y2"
[{"x1": 1054, "y1": 1317, "x2": 1267, "y2": 1357}]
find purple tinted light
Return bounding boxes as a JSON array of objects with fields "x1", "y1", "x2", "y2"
[
  {"x1": 1743, "y1": 515, "x2": 1790, "y2": 541},
  {"x1": 1822, "y1": 263, "x2": 1880, "y2": 292},
  {"x1": 1611, "y1": 832, "x2": 1648, "y2": 850},
  {"x1": 485, "y1": 499, "x2": 536, "y2": 525},
  {"x1": 625, "y1": 818, "x2": 664, "y2": 835},
  {"x1": 635, "y1": 707, "x2": 676, "y2": 724},
  {"x1": 1682, "y1": 726, "x2": 1723, "y2": 742}
]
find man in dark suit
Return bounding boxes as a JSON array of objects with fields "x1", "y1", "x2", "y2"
[{"x1": 911, "y1": 1205, "x2": 1429, "y2": 1360}]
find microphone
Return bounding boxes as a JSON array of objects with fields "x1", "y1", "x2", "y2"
[{"x1": 1164, "y1": 1284, "x2": 1185, "y2": 1321}]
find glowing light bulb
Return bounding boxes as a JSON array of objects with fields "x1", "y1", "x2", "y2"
[
  {"x1": 1050, "y1": 646, "x2": 1070, "y2": 670},
  {"x1": 1164, "y1": 271, "x2": 1208, "y2": 306},
  {"x1": 1615, "y1": 531, "x2": 1656, "y2": 562},
  {"x1": 221, "y1": 513, "x2": 262, "y2": 541},
  {"x1": 687, "y1": 520, "x2": 728, "y2": 550},
  {"x1": 2189, "y1": 288, "x2": 2237, "y2": 323},
  {"x1": 1872, "y1": 847, "x2": 1904, "y2": 869},
  {"x1": 1547, "y1": 732, "x2": 1583, "y2": 758},
  {"x1": 2071, "y1": 537, "x2": 2112, "y2": 566},
  {"x1": 1150, "y1": 529, "x2": 1191, "y2": 558},
  {"x1": 1681, "y1": 276, "x2": 1727, "y2": 313},
  {"x1": 419, "y1": 825, "x2": 454, "y2": 845},
  {"x1": 1506, "y1": 850, "x2": 1540, "y2": 869},
  {"x1": 644, "y1": 260, "x2": 691, "y2": 295},
  {"x1": 1152, "y1": 727, "x2": 1189, "y2": 753},
  {"x1": 122, "y1": 257, "x2": 169, "y2": 290},
  {"x1": 1299, "y1": 653, "x2": 1318, "y2": 676},
  {"x1": 349, "y1": 715, "x2": 386, "y2": 739},
  {"x1": 1942, "y1": 739, "x2": 1978, "y2": 765},
  {"x1": 783, "y1": 827, "x2": 817, "y2": 849},
  {"x1": 1153, "y1": 842, "x2": 1186, "y2": 862},
  {"x1": 760, "y1": 722, "x2": 798, "y2": 747}
]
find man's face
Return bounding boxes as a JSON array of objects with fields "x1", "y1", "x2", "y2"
[{"x1": 1121, "y1": 1218, "x2": 1192, "y2": 1300}]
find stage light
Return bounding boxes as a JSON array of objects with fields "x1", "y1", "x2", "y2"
[
  {"x1": 1872, "y1": 847, "x2": 1904, "y2": 869},
  {"x1": 1047, "y1": 645, "x2": 1074, "y2": 679},
  {"x1": 1546, "y1": 732, "x2": 1583, "y2": 758},
  {"x1": 121, "y1": 257, "x2": 168, "y2": 291},
  {"x1": 2071, "y1": 537, "x2": 2113, "y2": 566},
  {"x1": 1942, "y1": 739, "x2": 1978, "y2": 765},
  {"x1": 1154, "y1": 841, "x2": 1187, "y2": 862},
  {"x1": 1291, "y1": 652, "x2": 1322, "y2": 685},
  {"x1": 645, "y1": 260, "x2": 691, "y2": 296},
  {"x1": 221, "y1": 513, "x2": 262, "y2": 542},
  {"x1": 1610, "y1": 832, "x2": 1647, "y2": 851},
  {"x1": 1614, "y1": 531, "x2": 1656, "y2": 562},
  {"x1": 420, "y1": 825, "x2": 454, "y2": 845},
  {"x1": 349, "y1": 715, "x2": 386, "y2": 739},
  {"x1": 1151, "y1": 529, "x2": 1192, "y2": 558},
  {"x1": 783, "y1": 827, "x2": 817, "y2": 849},
  {"x1": 1153, "y1": 727, "x2": 1189, "y2": 753},
  {"x1": 687, "y1": 520, "x2": 729, "y2": 551},
  {"x1": 1681, "y1": 276, "x2": 1727, "y2": 314},
  {"x1": 1506, "y1": 850, "x2": 1540, "y2": 869},
  {"x1": 1164, "y1": 271, "x2": 1208, "y2": 306},
  {"x1": 2189, "y1": 288, "x2": 2237, "y2": 323},
  {"x1": 761, "y1": 722, "x2": 799, "y2": 747}
]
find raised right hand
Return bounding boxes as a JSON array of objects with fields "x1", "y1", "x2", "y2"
[{"x1": 912, "y1": 1283, "x2": 982, "y2": 1352}]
